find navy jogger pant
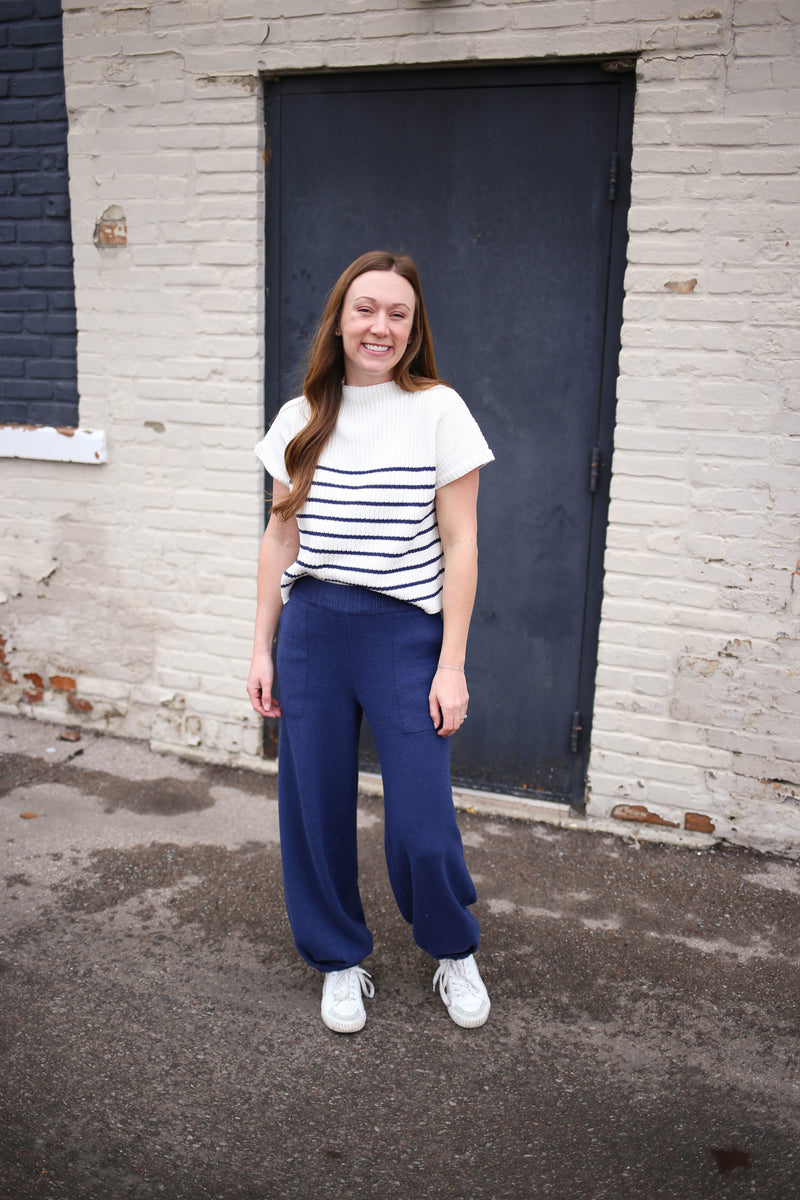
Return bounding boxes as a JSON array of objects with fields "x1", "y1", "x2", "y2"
[{"x1": 276, "y1": 576, "x2": 480, "y2": 972}]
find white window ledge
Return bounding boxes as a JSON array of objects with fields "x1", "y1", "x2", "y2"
[{"x1": 0, "y1": 425, "x2": 107, "y2": 464}]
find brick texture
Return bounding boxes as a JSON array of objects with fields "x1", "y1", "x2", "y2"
[
  {"x1": 0, "y1": 0, "x2": 78, "y2": 427},
  {"x1": 590, "y1": 0, "x2": 800, "y2": 854},
  {"x1": 0, "y1": 0, "x2": 797, "y2": 851}
]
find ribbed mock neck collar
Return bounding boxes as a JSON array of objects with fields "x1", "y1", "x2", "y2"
[{"x1": 340, "y1": 380, "x2": 405, "y2": 409}]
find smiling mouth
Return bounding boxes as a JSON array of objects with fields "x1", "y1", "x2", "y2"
[{"x1": 362, "y1": 343, "x2": 392, "y2": 354}]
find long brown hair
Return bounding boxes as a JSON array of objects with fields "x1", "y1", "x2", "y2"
[{"x1": 272, "y1": 251, "x2": 440, "y2": 520}]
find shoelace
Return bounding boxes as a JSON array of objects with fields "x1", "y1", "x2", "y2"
[
  {"x1": 432, "y1": 958, "x2": 479, "y2": 1008},
  {"x1": 330, "y1": 965, "x2": 375, "y2": 1003}
]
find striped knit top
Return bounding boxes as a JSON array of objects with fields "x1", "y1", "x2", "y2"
[{"x1": 255, "y1": 380, "x2": 494, "y2": 614}]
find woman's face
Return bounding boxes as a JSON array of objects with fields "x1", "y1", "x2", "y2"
[{"x1": 338, "y1": 270, "x2": 416, "y2": 387}]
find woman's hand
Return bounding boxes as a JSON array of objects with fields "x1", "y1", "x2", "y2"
[
  {"x1": 246, "y1": 650, "x2": 282, "y2": 718},
  {"x1": 429, "y1": 665, "x2": 469, "y2": 738}
]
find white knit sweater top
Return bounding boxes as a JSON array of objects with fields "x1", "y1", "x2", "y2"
[{"x1": 255, "y1": 380, "x2": 494, "y2": 614}]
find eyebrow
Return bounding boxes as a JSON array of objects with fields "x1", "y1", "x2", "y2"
[{"x1": 351, "y1": 295, "x2": 412, "y2": 312}]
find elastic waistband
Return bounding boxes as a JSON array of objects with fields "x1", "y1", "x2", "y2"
[{"x1": 289, "y1": 575, "x2": 426, "y2": 616}]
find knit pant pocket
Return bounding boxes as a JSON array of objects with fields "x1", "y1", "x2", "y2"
[
  {"x1": 276, "y1": 599, "x2": 308, "y2": 717},
  {"x1": 392, "y1": 609, "x2": 443, "y2": 734}
]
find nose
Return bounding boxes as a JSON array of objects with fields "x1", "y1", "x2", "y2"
[{"x1": 370, "y1": 310, "x2": 388, "y2": 335}]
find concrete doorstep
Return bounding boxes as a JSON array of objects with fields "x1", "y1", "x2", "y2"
[{"x1": 1, "y1": 712, "x2": 799, "y2": 1200}]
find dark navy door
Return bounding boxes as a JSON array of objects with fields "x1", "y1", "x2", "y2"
[{"x1": 265, "y1": 63, "x2": 633, "y2": 806}]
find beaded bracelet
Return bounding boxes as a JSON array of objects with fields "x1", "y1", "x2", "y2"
[{"x1": 438, "y1": 663, "x2": 465, "y2": 673}]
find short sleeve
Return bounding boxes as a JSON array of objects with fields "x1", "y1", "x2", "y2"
[
  {"x1": 254, "y1": 397, "x2": 307, "y2": 487},
  {"x1": 434, "y1": 388, "x2": 494, "y2": 489}
]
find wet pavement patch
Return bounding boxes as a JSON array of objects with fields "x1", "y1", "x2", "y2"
[
  {"x1": 0, "y1": 751, "x2": 270, "y2": 815},
  {"x1": 5, "y1": 873, "x2": 31, "y2": 889},
  {"x1": 57, "y1": 841, "x2": 286, "y2": 943},
  {"x1": 710, "y1": 1146, "x2": 752, "y2": 1173}
]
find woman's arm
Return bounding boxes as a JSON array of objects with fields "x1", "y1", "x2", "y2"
[
  {"x1": 429, "y1": 468, "x2": 480, "y2": 738},
  {"x1": 246, "y1": 479, "x2": 300, "y2": 718}
]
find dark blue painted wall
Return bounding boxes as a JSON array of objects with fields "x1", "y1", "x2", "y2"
[{"x1": 0, "y1": 0, "x2": 79, "y2": 428}]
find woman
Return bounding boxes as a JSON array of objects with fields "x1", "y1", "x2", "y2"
[{"x1": 247, "y1": 251, "x2": 494, "y2": 1034}]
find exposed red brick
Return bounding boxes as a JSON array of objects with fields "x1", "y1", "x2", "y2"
[
  {"x1": 685, "y1": 812, "x2": 716, "y2": 834},
  {"x1": 0, "y1": 635, "x2": 7, "y2": 665},
  {"x1": 610, "y1": 803, "x2": 680, "y2": 829},
  {"x1": 94, "y1": 220, "x2": 127, "y2": 246},
  {"x1": 49, "y1": 674, "x2": 77, "y2": 692},
  {"x1": 67, "y1": 695, "x2": 93, "y2": 714},
  {"x1": 22, "y1": 672, "x2": 45, "y2": 703},
  {"x1": 1, "y1": 670, "x2": 14, "y2": 684}
]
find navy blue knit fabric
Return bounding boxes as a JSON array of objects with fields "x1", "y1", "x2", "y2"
[
  {"x1": 0, "y1": 0, "x2": 79, "y2": 427},
  {"x1": 276, "y1": 576, "x2": 480, "y2": 971}
]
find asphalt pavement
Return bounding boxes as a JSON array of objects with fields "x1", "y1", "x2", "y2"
[{"x1": 1, "y1": 711, "x2": 799, "y2": 1200}]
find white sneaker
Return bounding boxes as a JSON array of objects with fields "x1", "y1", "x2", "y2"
[
  {"x1": 433, "y1": 954, "x2": 490, "y2": 1028},
  {"x1": 320, "y1": 966, "x2": 374, "y2": 1034}
]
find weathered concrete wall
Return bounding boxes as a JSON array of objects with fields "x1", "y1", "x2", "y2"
[{"x1": 0, "y1": 0, "x2": 797, "y2": 851}]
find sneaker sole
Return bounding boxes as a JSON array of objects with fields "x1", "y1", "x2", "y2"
[
  {"x1": 321, "y1": 1010, "x2": 367, "y2": 1034},
  {"x1": 445, "y1": 1001, "x2": 491, "y2": 1029}
]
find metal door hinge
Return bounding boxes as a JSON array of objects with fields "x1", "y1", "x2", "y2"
[
  {"x1": 570, "y1": 711, "x2": 582, "y2": 754},
  {"x1": 590, "y1": 446, "x2": 601, "y2": 493},
  {"x1": 609, "y1": 152, "x2": 619, "y2": 202}
]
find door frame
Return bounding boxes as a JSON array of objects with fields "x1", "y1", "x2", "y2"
[{"x1": 263, "y1": 61, "x2": 635, "y2": 809}]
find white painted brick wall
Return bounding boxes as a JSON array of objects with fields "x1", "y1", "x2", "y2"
[
  {"x1": 590, "y1": 0, "x2": 800, "y2": 853},
  {"x1": 0, "y1": 0, "x2": 797, "y2": 851}
]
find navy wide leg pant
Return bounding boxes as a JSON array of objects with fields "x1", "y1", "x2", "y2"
[{"x1": 276, "y1": 576, "x2": 480, "y2": 972}]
